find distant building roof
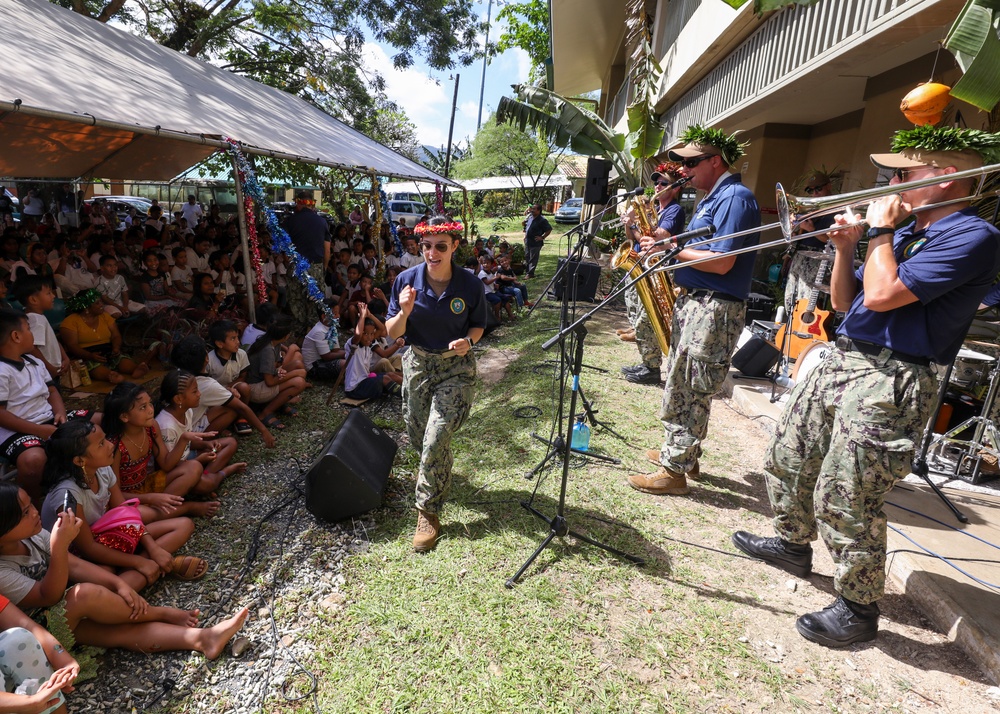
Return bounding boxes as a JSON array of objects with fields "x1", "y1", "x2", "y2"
[{"x1": 558, "y1": 156, "x2": 590, "y2": 180}]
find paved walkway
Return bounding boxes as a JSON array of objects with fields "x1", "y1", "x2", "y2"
[{"x1": 724, "y1": 370, "x2": 1000, "y2": 684}]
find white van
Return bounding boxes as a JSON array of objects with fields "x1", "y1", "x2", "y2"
[{"x1": 386, "y1": 200, "x2": 431, "y2": 227}]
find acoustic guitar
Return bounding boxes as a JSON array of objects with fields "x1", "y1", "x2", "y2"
[{"x1": 776, "y1": 249, "x2": 834, "y2": 361}]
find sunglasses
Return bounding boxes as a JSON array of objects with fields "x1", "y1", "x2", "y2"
[
  {"x1": 892, "y1": 166, "x2": 929, "y2": 182},
  {"x1": 654, "y1": 181, "x2": 672, "y2": 187},
  {"x1": 680, "y1": 154, "x2": 713, "y2": 169},
  {"x1": 419, "y1": 241, "x2": 451, "y2": 253},
  {"x1": 803, "y1": 182, "x2": 830, "y2": 195}
]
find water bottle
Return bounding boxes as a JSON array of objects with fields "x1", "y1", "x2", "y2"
[{"x1": 571, "y1": 417, "x2": 591, "y2": 452}]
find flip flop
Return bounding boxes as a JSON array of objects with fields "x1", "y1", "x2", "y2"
[
  {"x1": 171, "y1": 555, "x2": 209, "y2": 581},
  {"x1": 280, "y1": 405, "x2": 300, "y2": 417},
  {"x1": 234, "y1": 419, "x2": 253, "y2": 436}
]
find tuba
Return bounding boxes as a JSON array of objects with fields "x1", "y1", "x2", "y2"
[{"x1": 612, "y1": 193, "x2": 677, "y2": 356}]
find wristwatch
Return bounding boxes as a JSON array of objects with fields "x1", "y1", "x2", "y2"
[
  {"x1": 865, "y1": 226, "x2": 895, "y2": 239},
  {"x1": 465, "y1": 336, "x2": 475, "y2": 348}
]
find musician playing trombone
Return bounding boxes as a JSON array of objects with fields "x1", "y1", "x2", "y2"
[
  {"x1": 620, "y1": 162, "x2": 686, "y2": 385},
  {"x1": 629, "y1": 124, "x2": 760, "y2": 497},
  {"x1": 783, "y1": 170, "x2": 836, "y2": 319},
  {"x1": 733, "y1": 126, "x2": 1000, "y2": 648}
]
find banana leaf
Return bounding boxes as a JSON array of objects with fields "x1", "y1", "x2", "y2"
[{"x1": 944, "y1": 0, "x2": 1000, "y2": 111}]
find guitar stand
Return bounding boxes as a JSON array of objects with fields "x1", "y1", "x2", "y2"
[{"x1": 927, "y1": 354, "x2": 1000, "y2": 497}]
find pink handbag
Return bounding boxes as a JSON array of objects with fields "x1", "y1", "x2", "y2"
[{"x1": 90, "y1": 498, "x2": 146, "y2": 554}]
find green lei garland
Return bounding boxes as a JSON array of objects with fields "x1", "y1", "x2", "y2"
[
  {"x1": 678, "y1": 124, "x2": 749, "y2": 166},
  {"x1": 889, "y1": 125, "x2": 1000, "y2": 165}
]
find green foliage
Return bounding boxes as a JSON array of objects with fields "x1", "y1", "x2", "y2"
[
  {"x1": 492, "y1": 0, "x2": 550, "y2": 82},
  {"x1": 453, "y1": 118, "x2": 562, "y2": 205},
  {"x1": 54, "y1": 0, "x2": 485, "y2": 131},
  {"x1": 678, "y1": 124, "x2": 750, "y2": 166},
  {"x1": 890, "y1": 124, "x2": 1000, "y2": 163},
  {"x1": 510, "y1": 242, "x2": 526, "y2": 263},
  {"x1": 945, "y1": 0, "x2": 1000, "y2": 111},
  {"x1": 480, "y1": 191, "x2": 516, "y2": 218}
]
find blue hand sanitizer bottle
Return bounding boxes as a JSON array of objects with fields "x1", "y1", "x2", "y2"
[{"x1": 571, "y1": 417, "x2": 591, "y2": 452}]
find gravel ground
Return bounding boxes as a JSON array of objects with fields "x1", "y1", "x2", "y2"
[{"x1": 65, "y1": 399, "x2": 405, "y2": 714}]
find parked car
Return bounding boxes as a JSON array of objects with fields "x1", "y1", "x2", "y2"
[
  {"x1": 554, "y1": 197, "x2": 584, "y2": 224},
  {"x1": 84, "y1": 195, "x2": 154, "y2": 223},
  {"x1": 386, "y1": 200, "x2": 431, "y2": 227}
]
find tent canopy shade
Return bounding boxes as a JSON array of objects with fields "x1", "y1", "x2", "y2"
[{"x1": 0, "y1": 0, "x2": 459, "y2": 186}]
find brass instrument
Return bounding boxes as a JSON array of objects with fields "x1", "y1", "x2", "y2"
[
  {"x1": 642, "y1": 161, "x2": 1000, "y2": 273},
  {"x1": 612, "y1": 193, "x2": 676, "y2": 355}
]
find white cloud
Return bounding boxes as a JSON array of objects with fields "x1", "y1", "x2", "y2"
[{"x1": 361, "y1": 42, "x2": 451, "y2": 147}]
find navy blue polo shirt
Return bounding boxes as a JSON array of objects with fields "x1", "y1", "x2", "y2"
[
  {"x1": 840, "y1": 208, "x2": 1000, "y2": 364},
  {"x1": 388, "y1": 264, "x2": 488, "y2": 350},
  {"x1": 672, "y1": 174, "x2": 760, "y2": 299},
  {"x1": 658, "y1": 200, "x2": 686, "y2": 236}
]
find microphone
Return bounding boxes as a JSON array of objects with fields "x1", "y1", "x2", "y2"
[
  {"x1": 774, "y1": 374, "x2": 795, "y2": 389},
  {"x1": 650, "y1": 224, "x2": 715, "y2": 248}
]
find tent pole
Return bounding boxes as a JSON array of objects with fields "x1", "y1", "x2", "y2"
[{"x1": 229, "y1": 151, "x2": 257, "y2": 324}]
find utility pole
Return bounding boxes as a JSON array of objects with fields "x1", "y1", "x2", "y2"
[
  {"x1": 477, "y1": 0, "x2": 493, "y2": 131},
  {"x1": 444, "y1": 73, "x2": 461, "y2": 179}
]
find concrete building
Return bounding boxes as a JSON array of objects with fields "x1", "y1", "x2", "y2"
[{"x1": 550, "y1": 0, "x2": 982, "y2": 217}]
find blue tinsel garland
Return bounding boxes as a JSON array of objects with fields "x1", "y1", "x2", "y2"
[
  {"x1": 377, "y1": 178, "x2": 403, "y2": 258},
  {"x1": 225, "y1": 140, "x2": 336, "y2": 327}
]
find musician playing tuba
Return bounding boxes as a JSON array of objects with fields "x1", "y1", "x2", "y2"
[
  {"x1": 628, "y1": 124, "x2": 761, "y2": 497},
  {"x1": 620, "y1": 162, "x2": 687, "y2": 385}
]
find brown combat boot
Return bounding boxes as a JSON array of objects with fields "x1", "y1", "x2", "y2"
[
  {"x1": 644, "y1": 449, "x2": 700, "y2": 480},
  {"x1": 628, "y1": 467, "x2": 690, "y2": 495},
  {"x1": 413, "y1": 510, "x2": 441, "y2": 552}
]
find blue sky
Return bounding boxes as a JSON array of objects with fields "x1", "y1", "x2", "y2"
[{"x1": 361, "y1": 0, "x2": 531, "y2": 150}]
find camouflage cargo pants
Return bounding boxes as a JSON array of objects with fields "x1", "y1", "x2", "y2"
[
  {"x1": 287, "y1": 262, "x2": 326, "y2": 336},
  {"x1": 765, "y1": 348, "x2": 935, "y2": 604},
  {"x1": 625, "y1": 284, "x2": 662, "y2": 370},
  {"x1": 657, "y1": 293, "x2": 745, "y2": 472},
  {"x1": 403, "y1": 349, "x2": 477, "y2": 514}
]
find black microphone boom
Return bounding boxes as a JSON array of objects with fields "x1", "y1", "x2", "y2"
[{"x1": 651, "y1": 224, "x2": 715, "y2": 248}]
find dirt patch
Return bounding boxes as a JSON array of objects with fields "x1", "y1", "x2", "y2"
[{"x1": 477, "y1": 347, "x2": 520, "y2": 386}]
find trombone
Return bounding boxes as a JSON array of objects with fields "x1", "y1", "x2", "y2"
[{"x1": 642, "y1": 161, "x2": 1000, "y2": 272}]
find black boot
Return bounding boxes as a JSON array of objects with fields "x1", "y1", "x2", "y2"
[
  {"x1": 731, "y1": 531, "x2": 812, "y2": 578},
  {"x1": 620, "y1": 364, "x2": 645, "y2": 375},
  {"x1": 624, "y1": 365, "x2": 662, "y2": 384},
  {"x1": 796, "y1": 596, "x2": 880, "y2": 648}
]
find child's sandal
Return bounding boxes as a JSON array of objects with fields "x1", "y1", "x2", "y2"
[{"x1": 262, "y1": 414, "x2": 285, "y2": 430}]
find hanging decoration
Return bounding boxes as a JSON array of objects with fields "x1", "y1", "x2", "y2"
[
  {"x1": 435, "y1": 181, "x2": 444, "y2": 214},
  {"x1": 241, "y1": 194, "x2": 268, "y2": 304},
  {"x1": 377, "y1": 178, "x2": 403, "y2": 258},
  {"x1": 224, "y1": 138, "x2": 335, "y2": 326}
]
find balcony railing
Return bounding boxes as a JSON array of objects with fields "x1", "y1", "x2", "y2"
[{"x1": 658, "y1": 0, "x2": 914, "y2": 149}]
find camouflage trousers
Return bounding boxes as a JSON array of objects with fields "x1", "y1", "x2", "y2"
[
  {"x1": 403, "y1": 348, "x2": 477, "y2": 514},
  {"x1": 624, "y1": 284, "x2": 662, "y2": 369},
  {"x1": 783, "y1": 250, "x2": 828, "y2": 318},
  {"x1": 287, "y1": 262, "x2": 326, "y2": 337},
  {"x1": 766, "y1": 348, "x2": 935, "y2": 604},
  {"x1": 657, "y1": 293, "x2": 745, "y2": 472}
]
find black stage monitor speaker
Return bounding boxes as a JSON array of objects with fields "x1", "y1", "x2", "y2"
[
  {"x1": 552, "y1": 258, "x2": 601, "y2": 302},
  {"x1": 732, "y1": 336, "x2": 781, "y2": 378},
  {"x1": 305, "y1": 410, "x2": 398, "y2": 522},
  {"x1": 584, "y1": 158, "x2": 612, "y2": 204}
]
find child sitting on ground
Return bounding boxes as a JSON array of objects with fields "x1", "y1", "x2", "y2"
[
  {"x1": 337, "y1": 264, "x2": 364, "y2": 329},
  {"x1": 95, "y1": 254, "x2": 145, "y2": 317},
  {"x1": 171, "y1": 336, "x2": 276, "y2": 445},
  {"x1": 241, "y1": 301, "x2": 277, "y2": 348},
  {"x1": 343, "y1": 305, "x2": 402, "y2": 400},
  {"x1": 366, "y1": 299, "x2": 405, "y2": 374},
  {"x1": 169, "y1": 246, "x2": 194, "y2": 300},
  {"x1": 479, "y1": 255, "x2": 515, "y2": 321},
  {"x1": 6, "y1": 472, "x2": 248, "y2": 656},
  {"x1": 36, "y1": 420, "x2": 220, "y2": 592},
  {"x1": 13, "y1": 276, "x2": 69, "y2": 380},
  {"x1": 0, "y1": 308, "x2": 95, "y2": 502},
  {"x1": 246, "y1": 317, "x2": 308, "y2": 431},
  {"x1": 206, "y1": 320, "x2": 251, "y2": 405},
  {"x1": 102, "y1": 382, "x2": 221, "y2": 508},
  {"x1": 496, "y1": 254, "x2": 532, "y2": 308},
  {"x1": 138, "y1": 250, "x2": 184, "y2": 310},
  {"x1": 155, "y1": 369, "x2": 246, "y2": 487},
  {"x1": 301, "y1": 312, "x2": 344, "y2": 381}
]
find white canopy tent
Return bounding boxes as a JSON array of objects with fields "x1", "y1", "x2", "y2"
[
  {"x1": 383, "y1": 174, "x2": 570, "y2": 196},
  {"x1": 0, "y1": 0, "x2": 457, "y2": 186}
]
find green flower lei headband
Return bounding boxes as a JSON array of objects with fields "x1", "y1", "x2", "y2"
[
  {"x1": 678, "y1": 124, "x2": 749, "y2": 167},
  {"x1": 890, "y1": 125, "x2": 1000, "y2": 165},
  {"x1": 66, "y1": 288, "x2": 101, "y2": 313}
]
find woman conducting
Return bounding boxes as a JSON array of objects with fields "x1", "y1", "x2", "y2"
[{"x1": 386, "y1": 216, "x2": 486, "y2": 553}]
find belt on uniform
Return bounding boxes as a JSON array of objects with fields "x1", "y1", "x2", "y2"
[
  {"x1": 835, "y1": 335, "x2": 930, "y2": 367},
  {"x1": 410, "y1": 345, "x2": 457, "y2": 359},
  {"x1": 685, "y1": 289, "x2": 743, "y2": 304}
]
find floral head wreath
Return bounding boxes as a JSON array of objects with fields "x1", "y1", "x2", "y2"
[
  {"x1": 678, "y1": 124, "x2": 749, "y2": 167},
  {"x1": 66, "y1": 288, "x2": 101, "y2": 313},
  {"x1": 654, "y1": 162, "x2": 683, "y2": 176},
  {"x1": 890, "y1": 125, "x2": 1000, "y2": 164},
  {"x1": 414, "y1": 220, "x2": 464, "y2": 237}
]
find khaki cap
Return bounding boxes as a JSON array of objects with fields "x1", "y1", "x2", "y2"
[
  {"x1": 667, "y1": 142, "x2": 725, "y2": 162},
  {"x1": 870, "y1": 148, "x2": 983, "y2": 173}
]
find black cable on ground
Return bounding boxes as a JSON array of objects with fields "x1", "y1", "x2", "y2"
[{"x1": 513, "y1": 406, "x2": 542, "y2": 419}]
